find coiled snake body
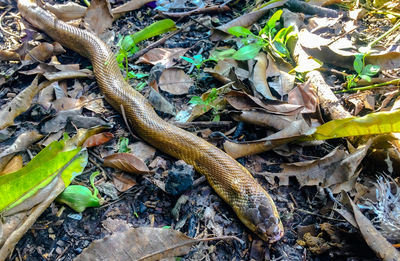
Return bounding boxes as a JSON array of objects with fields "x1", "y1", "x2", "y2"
[{"x1": 18, "y1": 0, "x2": 284, "y2": 243}]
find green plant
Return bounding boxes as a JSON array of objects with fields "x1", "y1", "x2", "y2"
[
  {"x1": 116, "y1": 19, "x2": 176, "y2": 80},
  {"x1": 189, "y1": 88, "x2": 221, "y2": 121},
  {"x1": 226, "y1": 9, "x2": 297, "y2": 61},
  {"x1": 180, "y1": 55, "x2": 216, "y2": 70},
  {"x1": 346, "y1": 53, "x2": 380, "y2": 89},
  {"x1": 118, "y1": 137, "x2": 130, "y2": 153}
]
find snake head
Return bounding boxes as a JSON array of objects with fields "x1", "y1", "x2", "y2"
[{"x1": 236, "y1": 193, "x2": 284, "y2": 243}]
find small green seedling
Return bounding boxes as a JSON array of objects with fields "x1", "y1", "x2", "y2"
[
  {"x1": 56, "y1": 171, "x2": 102, "y2": 213},
  {"x1": 116, "y1": 19, "x2": 176, "y2": 80},
  {"x1": 118, "y1": 137, "x2": 131, "y2": 153},
  {"x1": 180, "y1": 54, "x2": 217, "y2": 70},
  {"x1": 189, "y1": 88, "x2": 221, "y2": 121},
  {"x1": 346, "y1": 53, "x2": 380, "y2": 89},
  {"x1": 226, "y1": 9, "x2": 297, "y2": 61}
]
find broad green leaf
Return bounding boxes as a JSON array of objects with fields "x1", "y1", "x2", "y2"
[
  {"x1": 232, "y1": 43, "x2": 262, "y2": 60},
  {"x1": 118, "y1": 137, "x2": 131, "y2": 153},
  {"x1": 273, "y1": 41, "x2": 289, "y2": 57},
  {"x1": 193, "y1": 54, "x2": 204, "y2": 65},
  {"x1": 210, "y1": 49, "x2": 236, "y2": 60},
  {"x1": 131, "y1": 19, "x2": 176, "y2": 45},
  {"x1": 362, "y1": 64, "x2": 380, "y2": 76},
  {"x1": 181, "y1": 56, "x2": 195, "y2": 64},
  {"x1": 188, "y1": 96, "x2": 204, "y2": 105},
  {"x1": 228, "y1": 26, "x2": 254, "y2": 37},
  {"x1": 353, "y1": 54, "x2": 364, "y2": 74},
  {"x1": 359, "y1": 74, "x2": 372, "y2": 82},
  {"x1": 0, "y1": 140, "x2": 87, "y2": 213},
  {"x1": 267, "y1": 10, "x2": 283, "y2": 34},
  {"x1": 307, "y1": 109, "x2": 400, "y2": 140},
  {"x1": 274, "y1": 26, "x2": 292, "y2": 44}
]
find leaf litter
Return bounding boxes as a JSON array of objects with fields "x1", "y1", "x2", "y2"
[{"x1": 1, "y1": 0, "x2": 400, "y2": 260}]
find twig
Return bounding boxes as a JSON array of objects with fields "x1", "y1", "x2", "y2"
[
  {"x1": 131, "y1": 21, "x2": 195, "y2": 61},
  {"x1": 0, "y1": 8, "x2": 21, "y2": 38},
  {"x1": 335, "y1": 79, "x2": 400, "y2": 93},
  {"x1": 295, "y1": 208, "x2": 345, "y2": 222},
  {"x1": 120, "y1": 104, "x2": 141, "y2": 141},
  {"x1": 173, "y1": 121, "x2": 234, "y2": 129},
  {"x1": 161, "y1": 5, "x2": 230, "y2": 18}
]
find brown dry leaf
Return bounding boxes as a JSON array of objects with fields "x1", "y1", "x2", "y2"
[
  {"x1": 84, "y1": 0, "x2": 113, "y2": 36},
  {"x1": 223, "y1": 119, "x2": 310, "y2": 158},
  {"x1": 148, "y1": 88, "x2": 176, "y2": 115},
  {"x1": 83, "y1": 132, "x2": 114, "y2": 148},
  {"x1": 158, "y1": 68, "x2": 193, "y2": 95},
  {"x1": 75, "y1": 227, "x2": 202, "y2": 261},
  {"x1": 53, "y1": 97, "x2": 87, "y2": 112},
  {"x1": 136, "y1": 48, "x2": 189, "y2": 68},
  {"x1": 288, "y1": 80, "x2": 318, "y2": 114},
  {"x1": 307, "y1": 0, "x2": 344, "y2": 6},
  {"x1": 112, "y1": 0, "x2": 153, "y2": 17},
  {"x1": 0, "y1": 176, "x2": 66, "y2": 260},
  {"x1": 229, "y1": 110, "x2": 296, "y2": 130},
  {"x1": 0, "y1": 77, "x2": 43, "y2": 129},
  {"x1": 128, "y1": 141, "x2": 156, "y2": 163},
  {"x1": 346, "y1": 91, "x2": 375, "y2": 115},
  {"x1": 0, "y1": 50, "x2": 20, "y2": 61},
  {"x1": 225, "y1": 91, "x2": 303, "y2": 115},
  {"x1": 0, "y1": 155, "x2": 23, "y2": 175},
  {"x1": 24, "y1": 42, "x2": 65, "y2": 62},
  {"x1": 103, "y1": 153, "x2": 150, "y2": 174},
  {"x1": 252, "y1": 52, "x2": 276, "y2": 100},
  {"x1": 44, "y1": 2, "x2": 87, "y2": 21},
  {"x1": 211, "y1": 0, "x2": 288, "y2": 41},
  {"x1": 265, "y1": 54, "x2": 295, "y2": 96},
  {"x1": 112, "y1": 172, "x2": 137, "y2": 192},
  {"x1": 260, "y1": 143, "x2": 370, "y2": 193},
  {"x1": 342, "y1": 193, "x2": 400, "y2": 261}
]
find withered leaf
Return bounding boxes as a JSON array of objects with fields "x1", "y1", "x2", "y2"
[
  {"x1": 75, "y1": 227, "x2": 199, "y2": 261},
  {"x1": 103, "y1": 153, "x2": 150, "y2": 174},
  {"x1": 112, "y1": 172, "x2": 137, "y2": 192},
  {"x1": 44, "y1": 2, "x2": 87, "y2": 21},
  {"x1": 112, "y1": 0, "x2": 153, "y2": 17},
  {"x1": 83, "y1": 132, "x2": 114, "y2": 148},
  {"x1": 252, "y1": 52, "x2": 277, "y2": 100},
  {"x1": 158, "y1": 68, "x2": 193, "y2": 95},
  {"x1": 136, "y1": 48, "x2": 189, "y2": 68},
  {"x1": 84, "y1": 0, "x2": 113, "y2": 36}
]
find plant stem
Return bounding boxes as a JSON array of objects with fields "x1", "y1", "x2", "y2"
[
  {"x1": 336, "y1": 79, "x2": 400, "y2": 93},
  {"x1": 367, "y1": 20, "x2": 400, "y2": 50}
]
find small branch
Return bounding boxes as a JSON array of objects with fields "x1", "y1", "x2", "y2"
[
  {"x1": 335, "y1": 79, "x2": 400, "y2": 93},
  {"x1": 173, "y1": 121, "x2": 234, "y2": 129},
  {"x1": 161, "y1": 5, "x2": 230, "y2": 19}
]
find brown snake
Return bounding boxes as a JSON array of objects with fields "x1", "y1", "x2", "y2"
[{"x1": 18, "y1": 0, "x2": 284, "y2": 243}]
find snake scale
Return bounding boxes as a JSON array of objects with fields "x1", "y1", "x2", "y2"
[{"x1": 18, "y1": 0, "x2": 284, "y2": 243}]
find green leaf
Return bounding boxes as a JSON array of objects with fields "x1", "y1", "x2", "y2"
[
  {"x1": 273, "y1": 41, "x2": 289, "y2": 57},
  {"x1": 131, "y1": 19, "x2": 176, "y2": 45},
  {"x1": 267, "y1": 9, "x2": 283, "y2": 33},
  {"x1": 0, "y1": 140, "x2": 87, "y2": 213},
  {"x1": 232, "y1": 43, "x2": 262, "y2": 60},
  {"x1": 362, "y1": 64, "x2": 380, "y2": 76},
  {"x1": 118, "y1": 137, "x2": 130, "y2": 153},
  {"x1": 359, "y1": 74, "x2": 372, "y2": 82},
  {"x1": 210, "y1": 49, "x2": 236, "y2": 61},
  {"x1": 228, "y1": 26, "x2": 254, "y2": 37},
  {"x1": 193, "y1": 55, "x2": 204, "y2": 65},
  {"x1": 181, "y1": 56, "x2": 195, "y2": 65},
  {"x1": 188, "y1": 96, "x2": 205, "y2": 105},
  {"x1": 353, "y1": 54, "x2": 364, "y2": 74},
  {"x1": 120, "y1": 35, "x2": 136, "y2": 52},
  {"x1": 306, "y1": 109, "x2": 400, "y2": 140}
]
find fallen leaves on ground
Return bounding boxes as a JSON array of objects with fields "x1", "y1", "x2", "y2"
[{"x1": 103, "y1": 153, "x2": 150, "y2": 175}]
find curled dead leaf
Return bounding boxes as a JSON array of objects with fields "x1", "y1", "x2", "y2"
[
  {"x1": 158, "y1": 68, "x2": 193, "y2": 95},
  {"x1": 103, "y1": 153, "x2": 150, "y2": 174},
  {"x1": 83, "y1": 132, "x2": 114, "y2": 148}
]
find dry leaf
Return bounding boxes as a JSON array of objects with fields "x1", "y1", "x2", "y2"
[
  {"x1": 0, "y1": 77, "x2": 42, "y2": 129},
  {"x1": 342, "y1": 193, "x2": 400, "y2": 261},
  {"x1": 229, "y1": 110, "x2": 296, "y2": 130},
  {"x1": 83, "y1": 132, "x2": 114, "y2": 148},
  {"x1": 0, "y1": 155, "x2": 23, "y2": 175},
  {"x1": 24, "y1": 42, "x2": 65, "y2": 62},
  {"x1": 158, "y1": 68, "x2": 193, "y2": 95},
  {"x1": 0, "y1": 50, "x2": 20, "y2": 61},
  {"x1": 265, "y1": 54, "x2": 295, "y2": 96},
  {"x1": 225, "y1": 91, "x2": 303, "y2": 115},
  {"x1": 136, "y1": 48, "x2": 189, "y2": 68},
  {"x1": 148, "y1": 88, "x2": 176, "y2": 115},
  {"x1": 112, "y1": 0, "x2": 153, "y2": 17},
  {"x1": 103, "y1": 153, "x2": 150, "y2": 174},
  {"x1": 260, "y1": 143, "x2": 370, "y2": 193},
  {"x1": 128, "y1": 141, "x2": 156, "y2": 163},
  {"x1": 84, "y1": 0, "x2": 113, "y2": 35},
  {"x1": 112, "y1": 172, "x2": 137, "y2": 192},
  {"x1": 252, "y1": 52, "x2": 277, "y2": 100},
  {"x1": 44, "y1": 2, "x2": 87, "y2": 21},
  {"x1": 288, "y1": 80, "x2": 318, "y2": 114}
]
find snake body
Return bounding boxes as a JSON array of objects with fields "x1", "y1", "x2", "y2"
[{"x1": 18, "y1": 0, "x2": 284, "y2": 243}]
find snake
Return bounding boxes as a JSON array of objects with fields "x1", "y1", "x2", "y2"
[{"x1": 18, "y1": 0, "x2": 284, "y2": 243}]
